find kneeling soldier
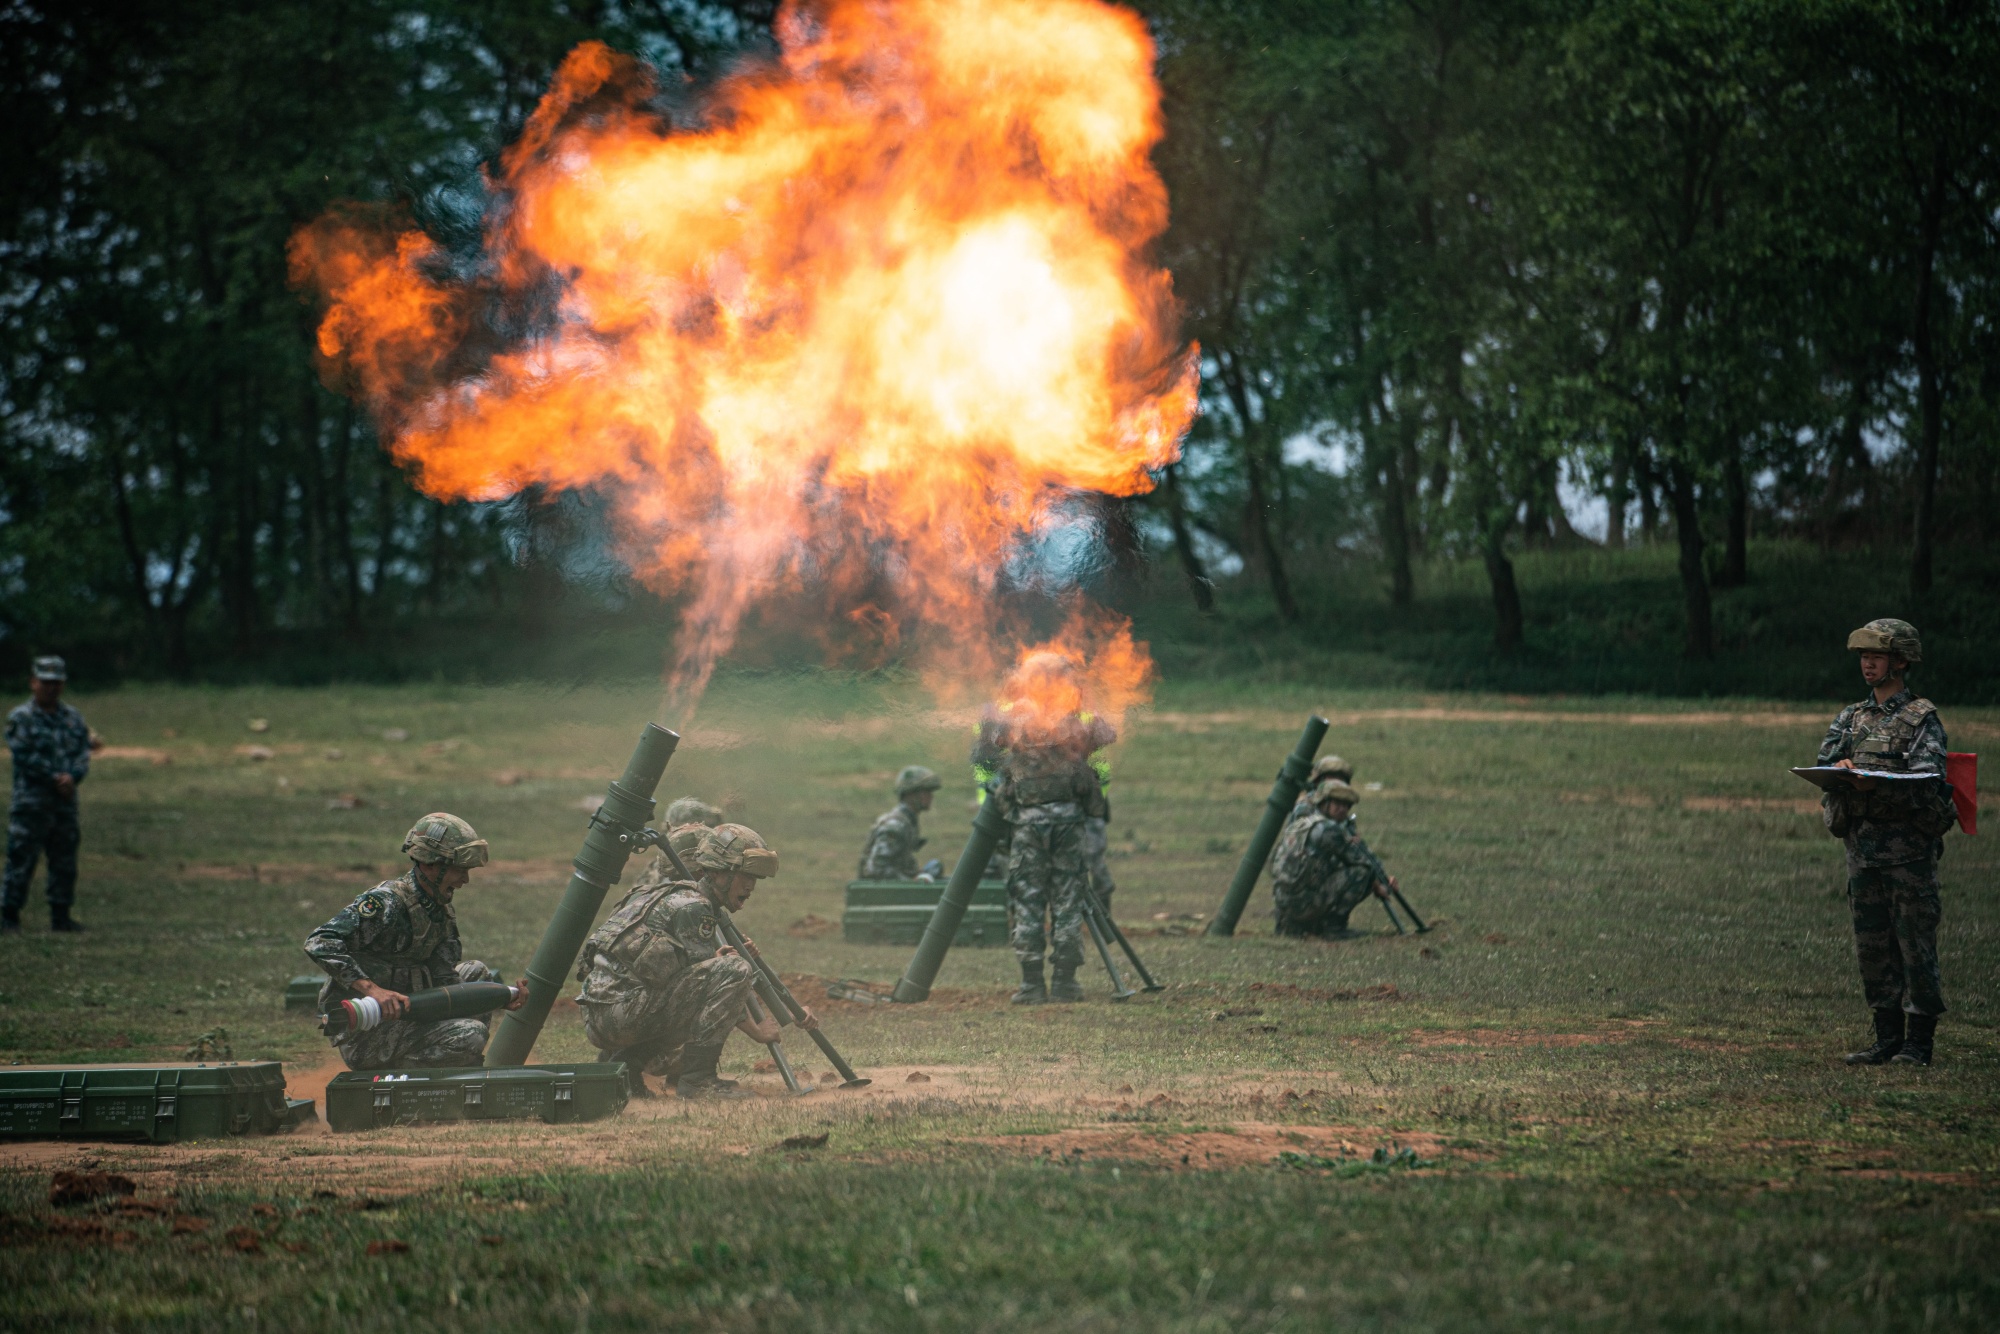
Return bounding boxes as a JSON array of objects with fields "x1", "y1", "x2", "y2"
[
  {"x1": 858, "y1": 766, "x2": 941, "y2": 880},
  {"x1": 304, "y1": 813, "x2": 525, "y2": 1069},
  {"x1": 577, "y1": 823, "x2": 816, "y2": 1100},
  {"x1": 1270, "y1": 779, "x2": 1395, "y2": 939}
]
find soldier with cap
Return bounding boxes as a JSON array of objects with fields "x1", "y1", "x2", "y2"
[
  {"x1": 858, "y1": 766, "x2": 942, "y2": 880},
  {"x1": 629, "y1": 796, "x2": 725, "y2": 893},
  {"x1": 577, "y1": 823, "x2": 818, "y2": 1099},
  {"x1": 3, "y1": 656, "x2": 93, "y2": 934},
  {"x1": 1287, "y1": 754, "x2": 1354, "y2": 827},
  {"x1": 1819, "y1": 619, "x2": 1960, "y2": 1067},
  {"x1": 303, "y1": 813, "x2": 525, "y2": 1069},
  {"x1": 1270, "y1": 778, "x2": 1396, "y2": 939}
]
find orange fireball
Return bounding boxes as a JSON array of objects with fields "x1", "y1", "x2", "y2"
[{"x1": 291, "y1": 0, "x2": 1195, "y2": 706}]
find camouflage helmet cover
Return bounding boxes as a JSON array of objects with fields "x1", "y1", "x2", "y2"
[
  {"x1": 1311, "y1": 778, "x2": 1361, "y2": 807},
  {"x1": 402, "y1": 812, "x2": 490, "y2": 868},
  {"x1": 31, "y1": 655, "x2": 66, "y2": 681},
  {"x1": 664, "y1": 796, "x2": 724, "y2": 828},
  {"x1": 694, "y1": 823, "x2": 779, "y2": 878},
  {"x1": 1308, "y1": 754, "x2": 1353, "y2": 784},
  {"x1": 895, "y1": 765, "x2": 943, "y2": 796},
  {"x1": 665, "y1": 824, "x2": 708, "y2": 859},
  {"x1": 1847, "y1": 618, "x2": 1922, "y2": 664}
]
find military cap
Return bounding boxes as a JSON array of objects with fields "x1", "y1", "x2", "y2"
[
  {"x1": 694, "y1": 823, "x2": 779, "y2": 878},
  {"x1": 1311, "y1": 778, "x2": 1360, "y2": 808},
  {"x1": 1309, "y1": 755, "x2": 1353, "y2": 785},
  {"x1": 664, "y1": 796, "x2": 724, "y2": 828},
  {"x1": 402, "y1": 812, "x2": 490, "y2": 868},
  {"x1": 1847, "y1": 618, "x2": 1922, "y2": 664},
  {"x1": 31, "y1": 656, "x2": 66, "y2": 681},
  {"x1": 895, "y1": 765, "x2": 943, "y2": 796}
]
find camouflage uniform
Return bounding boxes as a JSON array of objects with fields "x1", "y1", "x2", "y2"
[
  {"x1": 1818, "y1": 685, "x2": 1954, "y2": 1018},
  {"x1": 3, "y1": 691, "x2": 92, "y2": 916},
  {"x1": 1270, "y1": 784, "x2": 1388, "y2": 938},
  {"x1": 858, "y1": 803, "x2": 926, "y2": 879},
  {"x1": 304, "y1": 869, "x2": 498, "y2": 1069}
]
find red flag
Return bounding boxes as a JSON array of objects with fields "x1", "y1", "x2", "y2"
[{"x1": 1946, "y1": 752, "x2": 1978, "y2": 835}]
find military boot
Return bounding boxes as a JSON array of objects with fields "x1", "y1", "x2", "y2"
[
  {"x1": 1844, "y1": 1009, "x2": 1904, "y2": 1065},
  {"x1": 601, "y1": 1048, "x2": 655, "y2": 1100},
  {"x1": 1049, "y1": 964, "x2": 1084, "y2": 1003},
  {"x1": 49, "y1": 905, "x2": 84, "y2": 933},
  {"x1": 1, "y1": 909, "x2": 19, "y2": 935},
  {"x1": 1890, "y1": 1014, "x2": 1936, "y2": 1066},
  {"x1": 1011, "y1": 962, "x2": 1047, "y2": 1006},
  {"x1": 675, "y1": 1042, "x2": 752, "y2": 1100}
]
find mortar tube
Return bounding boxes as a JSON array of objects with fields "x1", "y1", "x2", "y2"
[
  {"x1": 485, "y1": 723, "x2": 680, "y2": 1066},
  {"x1": 891, "y1": 796, "x2": 1011, "y2": 1002},
  {"x1": 1205, "y1": 714, "x2": 1328, "y2": 937}
]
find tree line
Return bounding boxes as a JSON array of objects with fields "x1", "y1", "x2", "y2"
[{"x1": 2, "y1": 0, "x2": 1995, "y2": 678}]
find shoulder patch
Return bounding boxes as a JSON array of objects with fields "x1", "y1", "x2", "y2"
[
  {"x1": 356, "y1": 896, "x2": 383, "y2": 918},
  {"x1": 697, "y1": 916, "x2": 717, "y2": 938}
]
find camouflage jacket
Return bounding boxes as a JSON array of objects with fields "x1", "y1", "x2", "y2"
[
  {"x1": 303, "y1": 869, "x2": 462, "y2": 1004},
  {"x1": 576, "y1": 881, "x2": 723, "y2": 1005},
  {"x1": 972, "y1": 710, "x2": 1115, "y2": 820},
  {"x1": 858, "y1": 802, "x2": 925, "y2": 879},
  {"x1": 1270, "y1": 811, "x2": 1387, "y2": 901},
  {"x1": 6, "y1": 700, "x2": 91, "y2": 805},
  {"x1": 1816, "y1": 687, "x2": 1954, "y2": 868}
]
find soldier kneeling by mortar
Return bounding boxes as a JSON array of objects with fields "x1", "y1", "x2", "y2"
[
  {"x1": 304, "y1": 813, "x2": 526, "y2": 1070},
  {"x1": 1270, "y1": 779, "x2": 1397, "y2": 939},
  {"x1": 858, "y1": 766, "x2": 943, "y2": 881},
  {"x1": 577, "y1": 823, "x2": 818, "y2": 1100}
]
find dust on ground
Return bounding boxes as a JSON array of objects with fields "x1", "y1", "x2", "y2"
[{"x1": 973, "y1": 1122, "x2": 1463, "y2": 1170}]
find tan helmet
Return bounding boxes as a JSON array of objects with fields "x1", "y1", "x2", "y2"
[
  {"x1": 1311, "y1": 778, "x2": 1360, "y2": 808},
  {"x1": 663, "y1": 796, "x2": 724, "y2": 828},
  {"x1": 665, "y1": 824, "x2": 708, "y2": 860},
  {"x1": 895, "y1": 765, "x2": 943, "y2": 797},
  {"x1": 1847, "y1": 618, "x2": 1921, "y2": 664},
  {"x1": 694, "y1": 823, "x2": 779, "y2": 878},
  {"x1": 402, "y1": 812, "x2": 490, "y2": 868},
  {"x1": 1309, "y1": 755, "x2": 1353, "y2": 785}
]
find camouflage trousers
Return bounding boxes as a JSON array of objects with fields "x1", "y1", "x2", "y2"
[
  {"x1": 580, "y1": 955, "x2": 755, "y2": 1071},
  {"x1": 1082, "y1": 816, "x2": 1115, "y2": 915},
  {"x1": 337, "y1": 961, "x2": 498, "y2": 1070},
  {"x1": 3, "y1": 798, "x2": 79, "y2": 911},
  {"x1": 1007, "y1": 816, "x2": 1087, "y2": 969},
  {"x1": 1274, "y1": 865, "x2": 1376, "y2": 938},
  {"x1": 1847, "y1": 860, "x2": 1946, "y2": 1017}
]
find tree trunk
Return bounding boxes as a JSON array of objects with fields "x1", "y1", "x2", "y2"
[
  {"x1": 1909, "y1": 143, "x2": 1949, "y2": 596},
  {"x1": 1667, "y1": 461, "x2": 1713, "y2": 657},
  {"x1": 1716, "y1": 444, "x2": 1748, "y2": 588},
  {"x1": 1604, "y1": 442, "x2": 1630, "y2": 551},
  {"x1": 1161, "y1": 465, "x2": 1214, "y2": 612},
  {"x1": 334, "y1": 402, "x2": 362, "y2": 629},
  {"x1": 1482, "y1": 520, "x2": 1523, "y2": 653},
  {"x1": 1240, "y1": 440, "x2": 1298, "y2": 623},
  {"x1": 1381, "y1": 437, "x2": 1414, "y2": 606}
]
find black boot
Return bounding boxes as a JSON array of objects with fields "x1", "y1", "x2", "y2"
[
  {"x1": 675, "y1": 1042, "x2": 750, "y2": 1100},
  {"x1": 1, "y1": 909, "x2": 19, "y2": 935},
  {"x1": 1011, "y1": 961, "x2": 1047, "y2": 1006},
  {"x1": 602, "y1": 1049, "x2": 655, "y2": 1100},
  {"x1": 49, "y1": 904, "x2": 83, "y2": 933},
  {"x1": 1049, "y1": 964, "x2": 1084, "y2": 1003},
  {"x1": 1844, "y1": 1009, "x2": 1904, "y2": 1065},
  {"x1": 1890, "y1": 1014, "x2": 1936, "y2": 1066}
]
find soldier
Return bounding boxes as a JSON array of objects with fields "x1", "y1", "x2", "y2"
[
  {"x1": 858, "y1": 766, "x2": 942, "y2": 880},
  {"x1": 3, "y1": 656, "x2": 93, "y2": 934},
  {"x1": 972, "y1": 653, "x2": 1117, "y2": 1004},
  {"x1": 629, "y1": 796, "x2": 724, "y2": 893},
  {"x1": 303, "y1": 813, "x2": 525, "y2": 1069},
  {"x1": 1286, "y1": 755, "x2": 1354, "y2": 826},
  {"x1": 577, "y1": 823, "x2": 817, "y2": 1099},
  {"x1": 1270, "y1": 779, "x2": 1395, "y2": 939},
  {"x1": 1820, "y1": 619, "x2": 1959, "y2": 1067}
]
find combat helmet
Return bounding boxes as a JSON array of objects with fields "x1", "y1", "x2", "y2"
[
  {"x1": 694, "y1": 823, "x2": 780, "y2": 878},
  {"x1": 402, "y1": 812, "x2": 490, "y2": 868},
  {"x1": 1847, "y1": 618, "x2": 1922, "y2": 664},
  {"x1": 1311, "y1": 778, "x2": 1360, "y2": 808},
  {"x1": 1309, "y1": 755, "x2": 1353, "y2": 785},
  {"x1": 895, "y1": 765, "x2": 943, "y2": 797},
  {"x1": 664, "y1": 796, "x2": 724, "y2": 828}
]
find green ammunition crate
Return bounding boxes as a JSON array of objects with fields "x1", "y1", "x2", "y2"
[
  {"x1": 285, "y1": 974, "x2": 325, "y2": 1011},
  {"x1": 843, "y1": 879, "x2": 1008, "y2": 946},
  {"x1": 0, "y1": 1063, "x2": 309, "y2": 1143},
  {"x1": 325, "y1": 1063, "x2": 628, "y2": 1132}
]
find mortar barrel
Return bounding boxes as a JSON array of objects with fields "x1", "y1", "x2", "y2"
[
  {"x1": 892, "y1": 796, "x2": 1010, "y2": 1002},
  {"x1": 1205, "y1": 714, "x2": 1328, "y2": 937},
  {"x1": 486, "y1": 723, "x2": 680, "y2": 1066}
]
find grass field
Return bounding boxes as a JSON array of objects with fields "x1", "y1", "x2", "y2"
[{"x1": 2, "y1": 674, "x2": 1997, "y2": 1330}]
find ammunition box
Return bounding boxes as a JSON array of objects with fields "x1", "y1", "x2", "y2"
[
  {"x1": 0, "y1": 1063, "x2": 310, "y2": 1143},
  {"x1": 285, "y1": 974, "x2": 325, "y2": 1011},
  {"x1": 843, "y1": 879, "x2": 1008, "y2": 946},
  {"x1": 324, "y1": 1063, "x2": 628, "y2": 1132}
]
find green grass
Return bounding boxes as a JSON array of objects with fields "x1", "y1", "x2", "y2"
[{"x1": 2, "y1": 674, "x2": 1997, "y2": 1329}]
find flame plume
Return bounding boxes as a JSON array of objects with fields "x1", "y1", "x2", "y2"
[{"x1": 291, "y1": 0, "x2": 1195, "y2": 712}]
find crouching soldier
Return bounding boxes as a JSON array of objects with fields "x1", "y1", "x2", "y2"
[
  {"x1": 858, "y1": 766, "x2": 942, "y2": 880},
  {"x1": 1270, "y1": 779, "x2": 1396, "y2": 939},
  {"x1": 577, "y1": 823, "x2": 817, "y2": 1100},
  {"x1": 304, "y1": 813, "x2": 525, "y2": 1069}
]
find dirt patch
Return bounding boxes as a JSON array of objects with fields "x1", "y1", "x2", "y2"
[
  {"x1": 1246, "y1": 982, "x2": 1403, "y2": 1003},
  {"x1": 1406, "y1": 1027, "x2": 1631, "y2": 1049},
  {"x1": 1834, "y1": 1168, "x2": 1987, "y2": 1186},
  {"x1": 975, "y1": 1121, "x2": 1462, "y2": 1171},
  {"x1": 95, "y1": 746, "x2": 172, "y2": 764}
]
